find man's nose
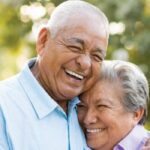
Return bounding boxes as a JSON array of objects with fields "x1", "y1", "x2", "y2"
[
  {"x1": 83, "y1": 109, "x2": 97, "y2": 125},
  {"x1": 76, "y1": 54, "x2": 92, "y2": 70}
]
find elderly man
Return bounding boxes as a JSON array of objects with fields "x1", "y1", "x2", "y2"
[{"x1": 0, "y1": 1, "x2": 109, "y2": 150}]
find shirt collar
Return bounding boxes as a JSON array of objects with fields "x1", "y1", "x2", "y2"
[
  {"x1": 114, "y1": 125, "x2": 148, "y2": 150},
  {"x1": 69, "y1": 97, "x2": 80, "y2": 108},
  {"x1": 18, "y1": 58, "x2": 59, "y2": 119}
]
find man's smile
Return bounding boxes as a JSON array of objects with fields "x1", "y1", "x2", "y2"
[{"x1": 65, "y1": 69, "x2": 84, "y2": 80}]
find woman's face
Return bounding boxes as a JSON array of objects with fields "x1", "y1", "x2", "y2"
[{"x1": 78, "y1": 80, "x2": 140, "y2": 150}]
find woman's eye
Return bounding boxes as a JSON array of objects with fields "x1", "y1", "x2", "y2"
[
  {"x1": 76, "y1": 102, "x2": 87, "y2": 112},
  {"x1": 77, "y1": 103, "x2": 85, "y2": 108},
  {"x1": 97, "y1": 104, "x2": 108, "y2": 109},
  {"x1": 77, "y1": 104, "x2": 87, "y2": 116}
]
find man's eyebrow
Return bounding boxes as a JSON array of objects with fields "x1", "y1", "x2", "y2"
[{"x1": 66, "y1": 37, "x2": 84, "y2": 46}]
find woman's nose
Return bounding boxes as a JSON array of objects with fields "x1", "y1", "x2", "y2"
[{"x1": 83, "y1": 109, "x2": 97, "y2": 125}]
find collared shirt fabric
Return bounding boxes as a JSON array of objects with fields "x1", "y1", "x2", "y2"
[
  {"x1": 113, "y1": 125, "x2": 150, "y2": 150},
  {"x1": 0, "y1": 59, "x2": 88, "y2": 150}
]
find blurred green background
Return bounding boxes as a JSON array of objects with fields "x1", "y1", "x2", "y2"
[{"x1": 0, "y1": 0, "x2": 150, "y2": 129}]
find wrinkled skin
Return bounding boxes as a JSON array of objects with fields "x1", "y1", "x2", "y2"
[{"x1": 32, "y1": 15, "x2": 108, "y2": 111}]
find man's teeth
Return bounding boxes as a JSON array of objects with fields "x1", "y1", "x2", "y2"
[
  {"x1": 86, "y1": 128, "x2": 103, "y2": 133},
  {"x1": 66, "y1": 70, "x2": 84, "y2": 80}
]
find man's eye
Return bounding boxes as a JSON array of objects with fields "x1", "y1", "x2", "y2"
[
  {"x1": 68, "y1": 46, "x2": 81, "y2": 52},
  {"x1": 92, "y1": 54, "x2": 103, "y2": 62}
]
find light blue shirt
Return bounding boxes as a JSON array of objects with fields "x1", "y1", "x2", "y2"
[{"x1": 0, "y1": 59, "x2": 88, "y2": 150}]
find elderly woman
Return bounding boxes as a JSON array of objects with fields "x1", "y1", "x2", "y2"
[{"x1": 77, "y1": 60, "x2": 150, "y2": 150}]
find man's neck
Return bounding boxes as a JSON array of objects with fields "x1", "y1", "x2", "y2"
[{"x1": 57, "y1": 101, "x2": 69, "y2": 113}]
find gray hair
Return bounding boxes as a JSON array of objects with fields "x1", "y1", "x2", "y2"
[
  {"x1": 46, "y1": 0, "x2": 109, "y2": 39},
  {"x1": 100, "y1": 60, "x2": 149, "y2": 125}
]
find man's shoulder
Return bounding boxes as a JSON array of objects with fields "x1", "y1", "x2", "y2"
[
  {"x1": 0, "y1": 74, "x2": 19, "y2": 89},
  {"x1": 0, "y1": 74, "x2": 22, "y2": 102}
]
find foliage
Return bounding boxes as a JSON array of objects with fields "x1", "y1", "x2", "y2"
[{"x1": 0, "y1": 0, "x2": 150, "y2": 128}]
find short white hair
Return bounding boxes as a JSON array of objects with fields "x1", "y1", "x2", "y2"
[{"x1": 46, "y1": 0, "x2": 109, "y2": 39}]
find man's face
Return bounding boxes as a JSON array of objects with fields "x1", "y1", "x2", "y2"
[
  {"x1": 36, "y1": 17, "x2": 108, "y2": 101},
  {"x1": 78, "y1": 80, "x2": 139, "y2": 150}
]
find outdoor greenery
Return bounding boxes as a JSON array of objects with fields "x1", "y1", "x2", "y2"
[{"x1": 0, "y1": 0, "x2": 150, "y2": 128}]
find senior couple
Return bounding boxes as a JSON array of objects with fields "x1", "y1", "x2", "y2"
[{"x1": 0, "y1": 1, "x2": 149, "y2": 150}]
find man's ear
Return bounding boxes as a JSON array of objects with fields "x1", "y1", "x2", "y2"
[{"x1": 36, "y1": 27, "x2": 49, "y2": 56}]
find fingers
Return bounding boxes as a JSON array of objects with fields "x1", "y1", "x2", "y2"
[
  {"x1": 145, "y1": 138, "x2": 150, "y2": 146},
  {"x1": 141, "y1": 138, "x2": 150, "y2": 150},
  {"x1": 141, "y1": 146, "x2": 150, "y2": 150}
]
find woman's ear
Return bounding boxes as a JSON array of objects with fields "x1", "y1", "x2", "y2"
[
  {"x1": 36, "y1": 27, "x2": 49, "y2": 56},
  {"x1": 133, "y1": 108, "x2": 144, "y2": 123}
]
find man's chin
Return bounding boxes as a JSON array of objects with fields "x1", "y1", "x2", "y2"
[{"x1": 61, "y1": 90, "x2": 82, "y2": 100}]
